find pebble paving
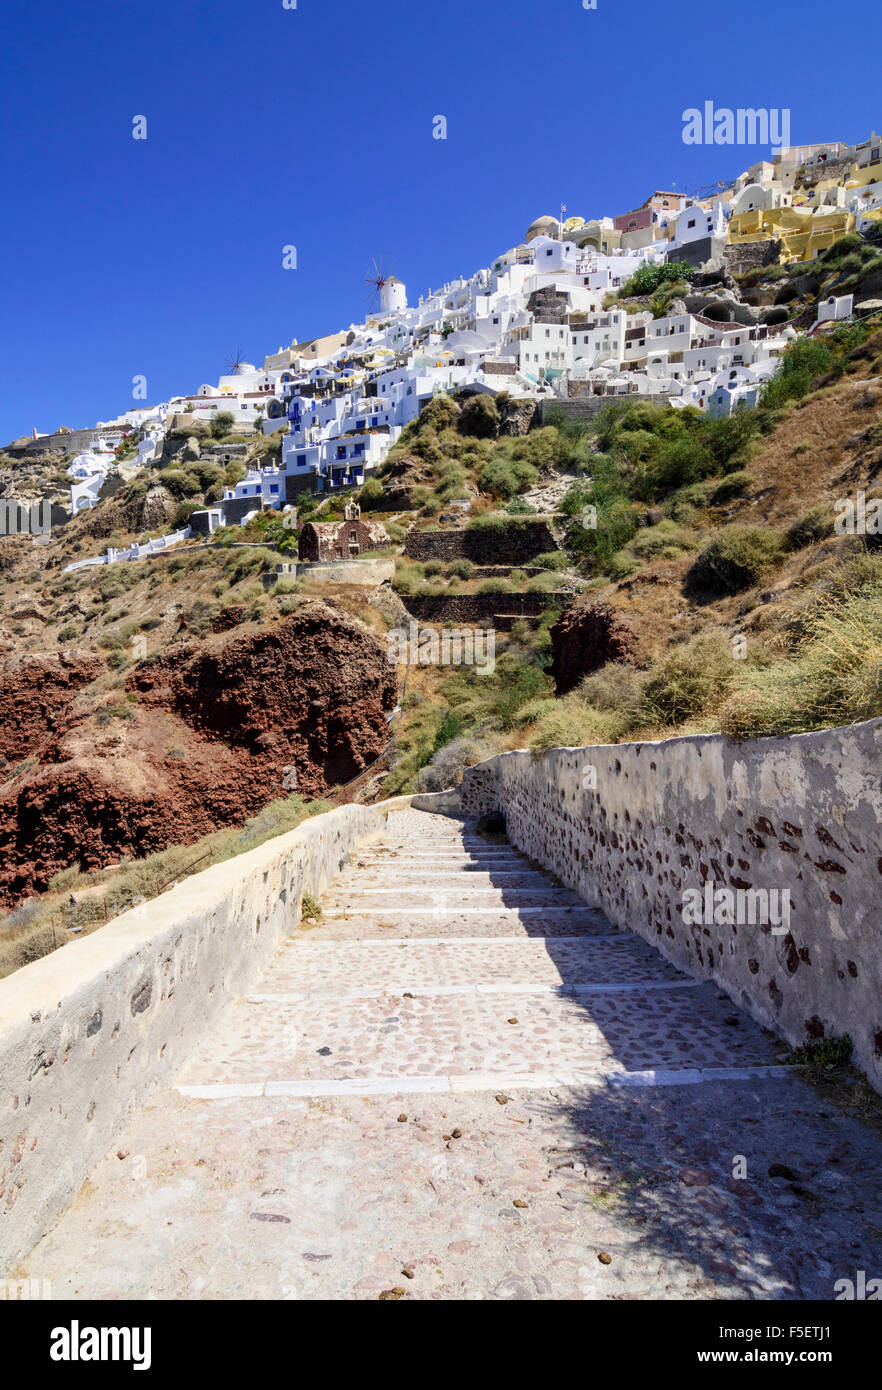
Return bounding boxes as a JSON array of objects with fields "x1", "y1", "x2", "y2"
[{"x1": 16, "y1": 811, "x2": 882, "y2": 1300}]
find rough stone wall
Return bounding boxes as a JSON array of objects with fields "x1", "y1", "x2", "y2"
[
  {"x1": 460, "y1": 721, "x2": 882, "y2": 1090},
  {"x1": 403, "y1": 592, "x2": 554, "y2": 626},
  {"x1": 723, "y1": 240, "x2": 782, "y2": 274},
  {"x1": 0, "y1": 802, "x2": 388, "y2": 1274},
  {"x1": 404, "y1": 520, "x2": 558, "y2": 564},
  {"x1": 542, "y1": 395, "x2": 671, "y2": 417}
]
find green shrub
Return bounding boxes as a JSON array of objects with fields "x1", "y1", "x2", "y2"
[
  {"x1": 786, "y1": 505, "x2": 831, "y2": 550},
  {"x1": 210, "y1": 412, "x2": 235, "y2": 439},
  {"x1": 532, "y1": 550, "x2": 568, "y2": 571},
  {"x1": 526, "y1": 572, "x2": 564, "y2": 592},
  {"x1": 689, "y1": 526, "x2": 784, "y2": 594},
  {"x1": 457, "y1": 395, "x2": 499, "y2": 439},
  {"x1": 620, "y1": 260, "x2": 695, "y2": 297},
  {"x1": 642, "y1": 634, "x2": 734, "y2": 725},
  {"x1": 448, "y1": 558, "x2": 475, "y2": 579},
  {"x1": 710, "y1": 471, "x2": 755, "y2": 503},
  {"x1": 479, "y1": 456, "x2": 539, "y2": 499},
  {"x1": 529, "y1": 700, "x2": 619, "y2": 756},
  {"x1": 359, "y1": 476, "x2": 383, "y2": 505},
  {"x1": 720, "y1": 562, "x2": 882, "y2": 737},
  {"x1": 629, "y1": 519, "x2": 698, "y2": 560}
]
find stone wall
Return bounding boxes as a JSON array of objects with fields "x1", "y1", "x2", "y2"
[
  {"x1": 460, "y1": 721, "x2": 882, "y2": 1090},
  {"x1": 298, "y1": 556, "x2": 395, "y2": 586},
  {"x1": 0, "y1": 802, "x2": 392, "y2": 1274},
  {"x1": 541, "y1": 396, "x2": 671, "y2": 419},
  {"x1": 723, "y1": 240, "x2": 782, "y2": 275},
  {"x1": 404, "y1": 519, "x2": 559, "y2": 564},
  {"x1": 403, "y1": 591, "x2": 556, "y2": 627},
  {"x1": 665, "y1": 235, "x2": 728, "y2": 269}
]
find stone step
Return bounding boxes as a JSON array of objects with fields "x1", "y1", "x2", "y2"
[
  {"x1": 177, "y1": 1064, "x2": 795, "y2": 1102},
  {"x1": 293, "y1": 912, "x2": 617, "y2": 940},
  {"x1": 177, "y1": 982, "x2": 781, "y2": 1089},
  {"x1": 266, "y1": 934, "x2": 685, "y2": 994},
  {"x1": 334, "y1": 878, "x2": 555, "y2": 889},
  {"x1": 321, "y1": 888, "x2": 588, "y2": 911},
  {"x1": 27, "y1": 1071, "x2": 877, "y2": 1303},
  {"x1": 355, "y1": 847, "x2": 521, "y2": 859}
]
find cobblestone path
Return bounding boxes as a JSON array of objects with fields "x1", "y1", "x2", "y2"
[{"x1": 18, "y1": 811, "x2": 882, "y2": 1299}]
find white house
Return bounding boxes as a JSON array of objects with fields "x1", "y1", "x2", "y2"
[{"x1": 817, "y1": 294, "x2": 854, "y2": 324}]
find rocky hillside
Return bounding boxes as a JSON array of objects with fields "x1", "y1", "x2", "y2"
[{"x1": 0, "y1": 602, "x2": 395, "y2": 906}]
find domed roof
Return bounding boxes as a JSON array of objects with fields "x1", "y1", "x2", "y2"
[{"x1": 525, "y1": 215, "x2": 560, "y2": 242}]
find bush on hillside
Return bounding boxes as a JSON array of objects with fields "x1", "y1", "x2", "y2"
[
  {"x1": 641, "y1": 634, "x2": 735, "y2": 725},
  {"x1": 417, "y1": 736, "x2": 493, "y2": 793},
  {"x1": 359, "y1": 476, "x2": 383, "y2": 504},
  {"x1": 210, "y1": 412, "x2": 235, "y2": 439},
  {"x1": 478, "y1": 456, "x2": 539, "y2": 498},
  {"x1": 458, "y1": 395, "x2": 500, "y2": 439},
  {"x1": 786, "y1": 505, "x2": 832, "y2": 550},
  {"x1": 620, "y1": 260, "x2": 695, "y2": 298},
  {"x1": 688, "y1": 526, "x2": 784, "y2": 594}
]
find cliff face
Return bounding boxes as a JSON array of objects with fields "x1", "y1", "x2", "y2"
[
  {"x1": 129, "y1": 601, "x2": 396, "y2": 787},
  {"x1": 550, "y1": 600, "x2": 641, "y2": 696},
  {"x1": 0, "y1": 604, "x2": 396, "y2": 905},
  {"x1": 0, "y1": 652, "x2": 103, "y2": 766}
]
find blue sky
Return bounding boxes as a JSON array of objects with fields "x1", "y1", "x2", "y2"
[{"x1": 0, "y1": 0, "x2": 876, "y2": 443}]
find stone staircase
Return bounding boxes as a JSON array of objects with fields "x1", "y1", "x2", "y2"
[{"x1": 16, "y1": 810, "x2": 882, "y2": 1300}]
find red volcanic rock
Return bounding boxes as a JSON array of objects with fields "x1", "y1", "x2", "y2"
[
  {"x1": 0, "y1": 604, "x2": 397, "y2": 905},
  {"x1": 550, "y1": 600, "x2": 641, "y2": 696},
  {"x1": 0, "y1": 651, "x2": 103, "y2": 764}
]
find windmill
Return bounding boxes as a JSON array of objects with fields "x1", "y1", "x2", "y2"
[
  {"x1": 365, "y1": 256, "x2": 396, "y2": 314},
  {"x1": 225, "y1": 348, "x2": 248, "y2": 375}
]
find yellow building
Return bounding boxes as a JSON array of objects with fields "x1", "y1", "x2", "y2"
[
  {"x1": 845, "y1": 160, "x2": 882, "y2": 191},
  {"x1": 728, "y1": 205, "x2": 854, "y2": 262}
]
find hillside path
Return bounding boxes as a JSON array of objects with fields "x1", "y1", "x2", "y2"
[{"x1": 18, "y1": 810, "x2": 882, "y2": 1299}]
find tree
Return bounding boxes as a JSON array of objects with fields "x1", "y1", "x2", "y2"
[{"x1": 211, "y1": 412, "x2": 235, "y2": 439}]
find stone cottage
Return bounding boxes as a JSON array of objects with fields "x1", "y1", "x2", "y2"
[{"x1": 298, "y1": 502, "x2": 389, "y2": 562}]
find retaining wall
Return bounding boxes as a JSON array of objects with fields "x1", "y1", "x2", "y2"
[
  {"x1": 0, "y1": 802, "x2": 391, "y2": 1273},
  {"x1": 402, "y1": 591, "x2": 556, "y2": 626},
  {"x1": 460, "y1": 721, "x2": 882, "y2": 1090},
  {"x1": 404, "y1": 519, "x2": 559, "y2": 565}
]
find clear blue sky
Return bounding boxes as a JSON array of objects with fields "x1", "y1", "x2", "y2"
[{"x1": 0, "y1": 0, "x2": 876, "y2": 443}]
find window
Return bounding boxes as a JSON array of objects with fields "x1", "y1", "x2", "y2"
[
  {"x1": 688, "y1": 219, "x2": 696, "y2": 229},
  {"x1": 270, "y1": 484, "x2": 279, "y2": 493}
]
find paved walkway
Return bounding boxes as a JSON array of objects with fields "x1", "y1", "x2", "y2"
[{"x1": 18, "y1": 811, "x2": 882, "y2": 1299}]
